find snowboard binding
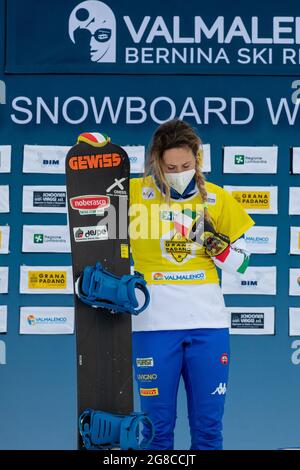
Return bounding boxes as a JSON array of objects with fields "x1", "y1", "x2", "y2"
[
  {"x1": 75, "y1": 262, "x2": 150, "y2": 315},
  {"x1": 79, "y1": 408, "x2": 155, "y2": 450}
]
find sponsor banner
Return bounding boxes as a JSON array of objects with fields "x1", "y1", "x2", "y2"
[
  {"x1": 291, "y1": 147, "x2": 300, "y2": 174},
  {"x1": 122, "y1": 146, "x2": 145, "y2": 174},
  {"x1": 0, "y1": 186, "x2": 9, "y2": 213},
  {"x1": 0, "y1": 146, "x2": 11, "y2": 173},
  {"x1": 20, "y1": 266, "x2": 73, "y2": 294},
  {"x1": 224, "y1": 185, "x2": 278, "y2": 214},
  {"x1": 222, "y1": 266, "x2": 276, "y2": 295},
  {"x1": 244, "y1": 226, "x2": 277, "y2": 254},
  {"x1": 22, "y1": 186, "x2": 67, "y2": 213},
  {"x1": 73, "y1": 225, "x2": 108, "y2": 242},
  {"x1": 0, "y1": 226, "x2": 10, "y2": 254},
  {"x1": 23, "y1": 145, "x2": 144, "y2": 175},
  {"x1": 151, "y1": 270, "x2": 206, "y2": 282},
  {"x1": 228, "y1": 307, "x2": 275, "y2": 335},
  {"x1": 7, "y1": 1, "x2": 300, "y2": 75},
  {"x1": 202, "y1": 144, "x2": 211, "y2": 173},
  {"x1": 0, "y1": 306, "x2": 7, "y2": 333},
  {"x1": 289, "y1": 269, "x2": 300, "y2": 296},
  {"x1": 20, "y1": 307, "x2": 74, "y2": 335},
  {"x1": 69, "y1": 195, "x2": 109, "y2": 215},
  {"x1": 290, "y1": 227, "x2": 300, "y2": 255},
  {"x1": 0, "y1": 268, "x2": 9, "y2": 294},
  {"x1": 289, "y1": 308, "x2": 300, "y2": 336},
  {"x1": 23, "y1": 145, "x2": 71, "y2": 173},
  {"x1": 223, "y1": 146, "x2": 278, "y2": 173},
  {"x1": 289, "y1": 187, "x2": 300, "y2": 215},
  {"x1": 22, "y1": 225, "x2": 71, "y2": 253}
]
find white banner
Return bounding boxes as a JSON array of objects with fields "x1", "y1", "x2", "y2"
[
  {"x1": 20, "y1": 307, "x2": 74, "y2": 335},
  {"x1": 0, "y1": 186, "x2": 9, "y2": 213},
  {"x1": 202, "y1": 144, "x2": 211, "y2": 173},
  {"x1": 22, "y1": 186, "x2": 67, "y2": 213},
  {"x1": 122, "y1": 146, "x2": 145, "y2": 174},
  {"x1": 23, "y1": 145, "x2": 71, "y2": 174},
  {"x1": 290, "y1": 227, "x2": 300, "y2": 255},
  {"x1": 0, "y1": 306, "x2": 7, "y2": 333},
  {"x1": 22, "y1": 225, "x2": 70, "y2": 253},
  {"x1": 20, "y1": 266, "x2": 73, "y2": 294},
  {"x1": 222, "y1": 266, "x2": 276, "y2": 295},
  {"x1": 289, "y1": 308, "x2": 300, "y2": 336},
  {"x1": 0, "y1": 267, "x2": 9, "y2": 293},
  {"x1": 289, "y1": 269, "x2": 300, "y2": 296},
  {"x1": 0, "y1": 226, "x2": 10, "y2": 254},
  {"x1": 244, "y1": 226, "x2": 277, "y2": 254},
  {"x1": 228, "y1": 307, "x2": 275, "y2": 335},
  {"x1": 289, "y1": 187, "x2": 300, "y2": 215},
  {"x1": 23, "y1": 144, "x2": 146, "y2": 175},
  {"x1": 0, "y1": 146, "x2": 11, "y2": 173},
  {"x1": 223, "y1": 146, "x2": 278, "y2": 173},
  {"x1": 291, "y1": 147, "x2": 300, "y2": 174},
  {"x1": 224, "y1": 185, "x2": 278, "y2": 214}
]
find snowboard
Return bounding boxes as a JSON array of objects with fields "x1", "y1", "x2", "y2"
[{"x1": 65, "y1": 134, "x2": 133, "y2": 449}]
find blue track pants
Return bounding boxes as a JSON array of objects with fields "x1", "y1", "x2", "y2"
[{"x1": 132, "y1": 328, "x2": 230, "y2": 450}]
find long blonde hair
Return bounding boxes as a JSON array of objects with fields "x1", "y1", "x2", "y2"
[{"x1": 145, "y1": 119, "x2": 210, "y2": 221}]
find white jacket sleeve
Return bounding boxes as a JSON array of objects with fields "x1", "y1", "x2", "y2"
[{"x1": 212, "y1": 237, "x2": 250, "y2": 274}]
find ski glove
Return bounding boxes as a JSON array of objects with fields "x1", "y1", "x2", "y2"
[{"x1": 189, "y1": 215, "x2": 230, "y2": 257}]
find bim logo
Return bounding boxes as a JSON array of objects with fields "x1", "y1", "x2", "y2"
[
  {"x1": 241, "y1": 280, "x2": 258, "y2": 286},
  {"x1": 43, "y1": 160, "x2": 59, "y2": 166},
  {"x1": 69, "y1": 1, "x2": 116, "y2": 63}
]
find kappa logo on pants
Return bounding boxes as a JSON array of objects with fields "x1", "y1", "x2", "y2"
[{"x1": 211, "y1": 382, "x2": 227, "y2": 395}]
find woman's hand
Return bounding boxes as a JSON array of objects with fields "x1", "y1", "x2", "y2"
[{"x1": 188, "y1": 216, "x2": 230, "y2": 257}]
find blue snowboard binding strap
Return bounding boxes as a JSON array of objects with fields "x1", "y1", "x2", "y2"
[
  {"x1": 79, "y1": 408, "x2": 155, "y2": 450},
  {"x1": 75, "y1": 262, "x2": 150, "y2": 315}
]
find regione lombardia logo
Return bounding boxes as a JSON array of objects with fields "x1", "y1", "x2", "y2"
[{"x1": 69, "y1": 0, "x2": 116, "y2": 63}]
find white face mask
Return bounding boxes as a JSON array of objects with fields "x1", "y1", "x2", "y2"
[{"x1": 164, "y1": 168, "x2": 196, "y2": 195}]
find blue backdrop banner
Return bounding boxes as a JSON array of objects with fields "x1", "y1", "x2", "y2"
[{"x1": 5, "y1": 0, "x2": 300, "y2": 74}]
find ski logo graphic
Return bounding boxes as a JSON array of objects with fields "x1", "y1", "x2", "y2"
[
  {"x1": 70, "y1": 195, "x2": 110, "y2": 215},
  {"x1": 106, "y1": 177, "x2": 127, "y2": 196},
  {"x1": 142, "y1": 187, "x2": 155, "y2": 199},
  {"x1": 68, "y1": 153, "x2": 121, "y2": 170},
  {"x1": 211, "y1": 383, "x2": 227, "y2": 395}
]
